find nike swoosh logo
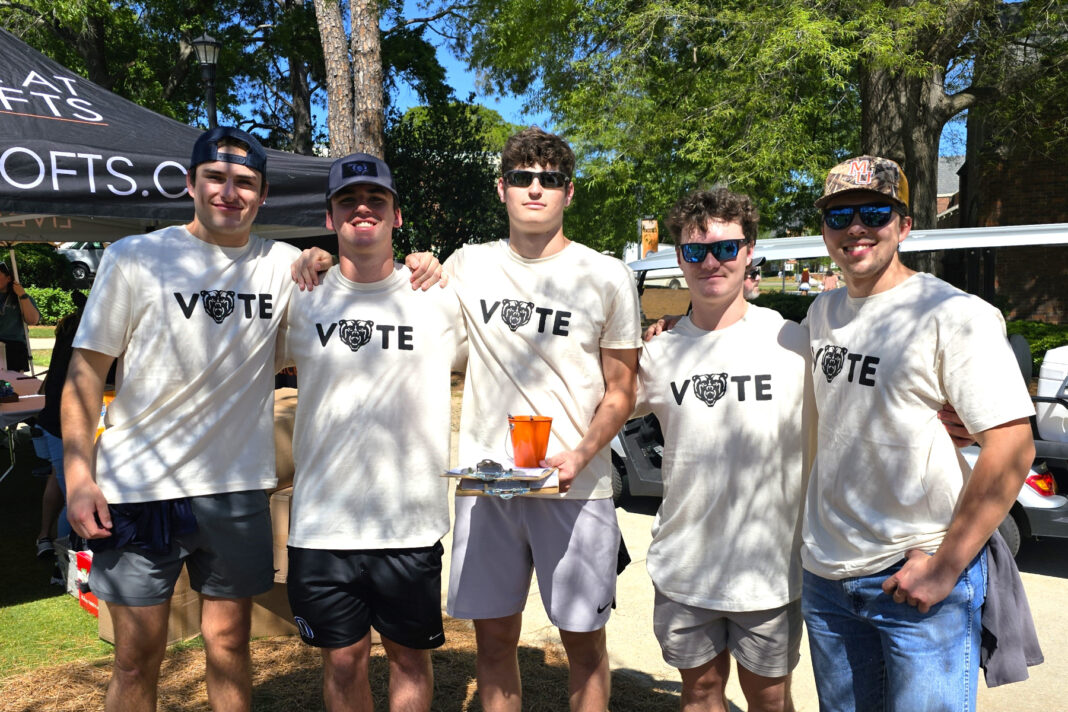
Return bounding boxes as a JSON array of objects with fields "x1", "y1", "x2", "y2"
[
  {"x1": 428, "y1": 632, "x2": 443, "y2": 641},
  {"x1": 597, "y1": 601, "x2": 612, "y2": 614}
]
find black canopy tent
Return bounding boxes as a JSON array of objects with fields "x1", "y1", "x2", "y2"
[{"x1": 0, "y1": 27, "x2": 333, "y2": 241}]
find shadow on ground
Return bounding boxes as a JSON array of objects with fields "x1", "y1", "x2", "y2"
[{"x1": 1, "y1": 617, "x2": 682, "y2": 712}]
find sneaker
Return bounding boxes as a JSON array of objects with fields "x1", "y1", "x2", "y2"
[
  {"x1": 49, "y1": 563, "x2": 65, "y2": 587},
  {"x1": 35, "y1": 537, "x2": 55, "y2": 559}
]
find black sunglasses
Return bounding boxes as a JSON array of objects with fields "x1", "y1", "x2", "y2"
[
  {"x1": 503, "y1": 170, "x2": 570, "y2": 189},
  {"x1": 746, "y1": 269, "x2": 761, "y2": 280},
  {"x1": 822, "y1": 203, "x2": 900, "y2": 230},
  {"x1": 679, "y1": 240, "x2": 743, "y2": 263}
]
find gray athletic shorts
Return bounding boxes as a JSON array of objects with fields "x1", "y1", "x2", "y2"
[
  {"x1": 653, "y1": 591, "x2": 802, "y2": 678},
  {"x1": 447, "y1": 496, "x2": 619, "y2": 632},
  {"x1": 89, "y1": 490, "x2": 274, "y2": 606}
]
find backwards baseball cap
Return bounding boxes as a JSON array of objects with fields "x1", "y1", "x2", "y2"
[
  {"x1": 326, "y1": 153, "x2": 398, "y2": 201},
  {"x1": 190, "y1": 127, "x2": 268, "y2": 177},
  {"x1": 814, "y1": 155, "x2": 909, "y2": 211}
]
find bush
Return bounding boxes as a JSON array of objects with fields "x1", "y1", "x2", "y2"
[
  {"x1": 1006, "y1": 321, "x2": 1068, "y2": 374},
  {"x1": 6, "y1": 244, "x2": 77, "y2": 290},
  {"x1": 750, "y1": 292, "x2": 813, "y2": 322},
  {"x1": 24, "y1": 287, "x2": 85, "y2": 325}
]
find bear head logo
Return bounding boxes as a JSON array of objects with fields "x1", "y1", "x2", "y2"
[
  {"x1": 338, "y1": 319, "x2": 374, "y2": 352},
  {"x1": 200, "y1": 290, "x2": 235, "y2": 324},
  {"x1": 500, "y1": 299, "x2": 534, "y2": 332},
  {"x1": 692, "y1": 373, "x2": 728, "y2": 408},
  {"x1": 821, "y1": 345, "x2": 848, "y2": 383}
]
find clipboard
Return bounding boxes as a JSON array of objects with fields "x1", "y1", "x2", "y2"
[{"x1": 443, "y1": 459, "x2": 560, "y2": 498}]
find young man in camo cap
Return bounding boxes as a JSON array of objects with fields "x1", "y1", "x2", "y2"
[{"x1": 800, "y1": 155, "x2": 1035, "y2": 710}]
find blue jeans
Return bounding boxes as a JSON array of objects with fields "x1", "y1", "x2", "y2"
[
  {"x1": 33, "y1": 428, "x2": 70, "y2": 538},
  {"x1": 802, "y1": 551, "x2": 986, "y2": 712}
]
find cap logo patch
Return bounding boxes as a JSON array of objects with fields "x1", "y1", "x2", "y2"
[
  {"x1": 848, "y1": 160, "x2": 873, "y2": 185},
  {"x1": 343, "y1": 160, "x2": 379, "y2": 178}
]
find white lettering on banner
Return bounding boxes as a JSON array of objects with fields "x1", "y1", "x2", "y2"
[
  {"x1": 0, "y1": 85, "x2": 29, "y2": 111},
  {"x1": 22, "y1": 71, "x2": 65, "y2": 95},
  {"x1": 77, "y1": 153, "x2": 102, "y2": 192},
  {"x1": 0, "y1": 71, "x2": 103, "y2": 123},
  {"x1": 0, "y1": 145, "x2": 185, "y2": 200},
  {"x1": 30, "y1": 91, "x2": 62, "y2": 116},
  {"x1": 49, "y1": 151, "x2": 78, "y2": 190},
  {"x1": 67, "y1": 98, "x2": 102, "y2": 122},
  {"x1": 153, "y1": 161, "x2": 188, "y2": 199},
  {"x1": 0, "y1": 147, "x2": 45, "y2": 189},
  {"x1": 106, "y1": 156, "x2": 136, "y2": 196}
]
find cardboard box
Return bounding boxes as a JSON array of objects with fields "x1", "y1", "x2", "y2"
[
  {"x1": 98, "y1": 567, "x2": 202, "y2": 646},
  {"x1": 250, "y1": 583, "x2": 297, "y2": 637},
  {"x1": 270, "y1": 487, "x2": 292, "y2": 583}
]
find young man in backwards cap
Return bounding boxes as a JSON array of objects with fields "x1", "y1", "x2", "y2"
[
  {"x1": 278, "y1": 153, "x2": 464, "y2": 712},
  {"x1": 801, "y1": 156, "x2": 1035, "y2": 710},
  {"x1": 61, "y1": 128, "x2": 440, "y2": 712}
]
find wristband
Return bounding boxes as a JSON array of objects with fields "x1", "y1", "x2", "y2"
[{"x1": 18, "y1": 294, "x2": 29, "y2": 300}]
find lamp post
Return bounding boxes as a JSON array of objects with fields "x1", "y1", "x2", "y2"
[{"x1": 191, "y1": 33, "x2": 221, "y2": 129}]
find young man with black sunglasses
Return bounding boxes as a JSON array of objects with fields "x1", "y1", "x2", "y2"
[
  {"x1": 636, "y1": 188, "x2": 812, "y2": 712},
  {"x1": 801, "y1": 156, "x2": 1035, "y2": 710},
  {"x1": 444, "y1": 127, "x2": 641, "y2": 712}
]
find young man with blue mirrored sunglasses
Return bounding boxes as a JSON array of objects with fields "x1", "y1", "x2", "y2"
[{"x1": 802, "y1": 155, "x2": 1036, "y2": 711}]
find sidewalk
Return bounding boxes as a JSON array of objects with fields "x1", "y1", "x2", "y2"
[{"x1": 442, "y1": 435, "x2": 1067, "y2": 709}]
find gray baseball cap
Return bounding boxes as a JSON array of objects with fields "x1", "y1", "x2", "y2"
[{"x1": 326, "y1": 153, "x2": 398, "y2": 201}]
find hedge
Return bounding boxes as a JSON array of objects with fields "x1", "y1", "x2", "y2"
[{"x1": 24, "y1": 287, "x2": 87, "y2": 325}]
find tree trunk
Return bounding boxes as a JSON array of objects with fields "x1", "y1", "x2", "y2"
[
  {"x1": 861, "y1": 63, "x2": 958, "y2": 272},
  {"x1": 313, "y1": 0, "x2": 355, "y2": 156},
  {"x1": 350, "y1": 0, "x2": 385, "y2": 157},
  {"x1": 289, "y1": 55, "x2": 314, "y2": 155}
]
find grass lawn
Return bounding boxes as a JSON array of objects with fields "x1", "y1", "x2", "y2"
[
  {"x1": 27, "y1": 326, "x2": 55, "y2": 339},
  {"x1": 0, "y1": 433, "x2": 112, "y2": 677}
]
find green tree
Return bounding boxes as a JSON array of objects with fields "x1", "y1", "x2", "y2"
[
  {"x1": 438, "y1": 0, "x2": 1068, "y2": 231},
  {"x1": 385, "y1": 101, "x2": 510, "y2": 261}
]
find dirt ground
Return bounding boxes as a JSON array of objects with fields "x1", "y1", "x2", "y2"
[{"x1": 640, "y1": 287, "x2": 690, "y2": 324}]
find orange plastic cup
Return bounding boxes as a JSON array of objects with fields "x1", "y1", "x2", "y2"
[{"x1": 508, "y1": 415, "x2": 552, "y2": 468}]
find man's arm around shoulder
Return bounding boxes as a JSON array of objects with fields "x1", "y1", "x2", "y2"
[
  {"x1": 62, "y1": 348, "x2": 116, "y2": 539},
  {"x1": 882, "y1": 418, "x2": 1035, "y2": 613}
]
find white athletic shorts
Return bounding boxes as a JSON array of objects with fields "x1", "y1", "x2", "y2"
[
  {"x1": 447, "y1": 495, "x2": 619, "y2": 632},
  {"x1": 653, "y1": 590, "x2": 802, "y2": 677}
]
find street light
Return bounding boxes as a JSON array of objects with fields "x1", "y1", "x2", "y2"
[{"x1": 191, "y1": 32, "x2": 221, "y2": 128}]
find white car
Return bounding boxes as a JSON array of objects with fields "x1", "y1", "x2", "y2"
[{"x1": 56, "y1": 241, "x2": 108, "y2": 282}]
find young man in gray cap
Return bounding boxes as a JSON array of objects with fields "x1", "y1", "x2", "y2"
[
  {"x1": 62, "y1": 129, "x2": 441, "y2": 712},
  {"x1": 279, "y1": 153, "x2": 464, "y2": 712},
  {"x1": 801, "y1": 155, "x2": 1035, "y2": 710}
]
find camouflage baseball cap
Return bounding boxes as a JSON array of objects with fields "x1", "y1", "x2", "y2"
[{"x1": 814, "y1": 155, "x2": 909, "y2": 211}]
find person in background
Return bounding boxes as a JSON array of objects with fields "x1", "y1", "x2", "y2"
[
  {"x1": 821, "y1": 268, "x2": 839, "y2": 291},
  {"x1": 34, "y1": 292, "x2": 88, "y2": 562},
  {"x1": 0, "y1": 261, "x2": 41, "y2": 372},
  {"x1": 743, "y1": 255, "x2": 765, "y2": 300}
]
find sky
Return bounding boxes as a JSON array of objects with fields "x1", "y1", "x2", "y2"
[{"x1": 388, "y1": 0, "x2": 551, "y2": 130}]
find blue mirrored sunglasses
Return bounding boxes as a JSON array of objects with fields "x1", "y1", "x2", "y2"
[
  {"x1": 679, "y1": 240, "x2": 743, "y2": 263},
  {"x1": 822, "y1": 203, "x2": 900, "y2": 230}
]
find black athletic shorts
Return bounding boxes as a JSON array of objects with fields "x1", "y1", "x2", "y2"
[{"x1": 286, "y1": 542, "x2": 445, "y2": 650}]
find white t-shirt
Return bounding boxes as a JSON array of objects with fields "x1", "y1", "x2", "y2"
[
  {"x1": 73, "y1": 225, "x2": 299, "y2": 503},
  {"x1": 444, "y1": 240, "x2": 642, "y2": 499},
  {"x1": 801, "y1": 273, "x2": 1035, "y2": 579},
  {"x1": 636, "y1": 307, "x2": 814, "y2": 611},
  {"x1": 280, "y1": 265, "x2": 465, "y2": 550}
]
